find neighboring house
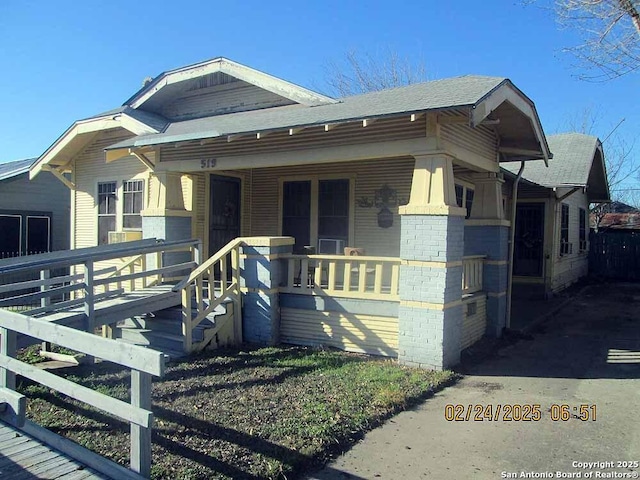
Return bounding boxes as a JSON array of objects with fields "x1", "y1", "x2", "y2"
[
  {"x1": 502, "y1": 133, "x2": 610, "y2": 295},
  {"x1": 591, "y1": 201, "x2": 640, "y2": 231},
  {"x1": 0, "y1": 158, "x2": 70, "y2": 258},
  {"x1": 29, "y1": 56, "x2": 553, "y2": 369}
]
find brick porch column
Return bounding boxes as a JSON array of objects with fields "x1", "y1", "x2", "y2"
[
  {"x1": 465, "y1": 173, "x2": 510, "y2": 336},
  {"x1": 240, "y1": 237, "x2": 294, "y2": 345},
  {"x1": 398, "y1": 154, "x2": 467, "y2": 370}
]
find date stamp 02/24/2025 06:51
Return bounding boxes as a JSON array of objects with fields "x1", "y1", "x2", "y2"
[{"x1": 443, "y1": 403, "x2": 597, "y2": 422}]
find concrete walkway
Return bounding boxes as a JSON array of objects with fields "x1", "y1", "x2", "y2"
[{"x1": 308, "y1": 283, "x2": 640, "y2": 479}]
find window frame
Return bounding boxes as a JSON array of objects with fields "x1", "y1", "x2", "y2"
[
  {"x1": 278, "y1": 174, "x2": 355, "y2": 252},
  {"x1": 560, "y1": 203, "x2": 571, "y2": 256},
  {"x1": 123, "y1": 179, "x2": 145, "y2": 231},
  {"x1": 454, "y1": 181, "x2": 475, "y2": 219},
  {"x1": 579, "y1": 207, "x2": 588, "y2": 252},
  {"x1": 96, "y1": 178, "x2": 146, "y2": 245}
]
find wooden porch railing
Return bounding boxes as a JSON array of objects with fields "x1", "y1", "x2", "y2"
[
  {"x1": 280, "y1": 254, "x2": 401, "y2": 300},
  {"x1": 0, "y1": 309, "x2": 165, "y2": 478},
  {"x1": 462, "y1": 255, "x2": 486, "y2": 295},
  {"x1": 173, "y1": 238, "x2": 243, "y2": 353},
  {"x1": 0, "y1": 238, "x2": 200, "y2": 318}
]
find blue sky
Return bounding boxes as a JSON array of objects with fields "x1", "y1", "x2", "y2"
[{"x1": 0, "y1": 1, "x2": 637, "y2": 193}]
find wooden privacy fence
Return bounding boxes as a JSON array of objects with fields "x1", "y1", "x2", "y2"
[
  {"x1": 589, "y1": 231, "x2": 640, "y2": 281},
  {"x1": 0, "y1": 309, "x2": 165, "y2": 479}
]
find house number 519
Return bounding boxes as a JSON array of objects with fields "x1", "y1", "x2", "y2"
[{"x1": 200, "y1": 158, "x2": 216, "y2": 169}]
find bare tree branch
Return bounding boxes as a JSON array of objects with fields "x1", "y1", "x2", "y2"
[
  {"x1": 322, "y1": 49, "x2": 428, "y2": 97},
  {"x1": 526, "y1": 0, "x2": 640, "y2": 80}
]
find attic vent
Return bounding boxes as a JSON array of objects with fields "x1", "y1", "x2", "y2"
[{"x1": 189, "y1": 72, "x2": 239, "y2": 91}]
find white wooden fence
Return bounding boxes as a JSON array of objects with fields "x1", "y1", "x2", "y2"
[{"x1": 0, "y1": 309, "x2": 165, "y2": 478}]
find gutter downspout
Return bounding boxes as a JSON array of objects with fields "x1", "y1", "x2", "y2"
[{"x1": 506, "y1": 161, "x2": 525, "y2": 330}]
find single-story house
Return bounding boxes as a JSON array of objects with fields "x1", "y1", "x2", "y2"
[
  {"x1": 503, "y1": 133, "x2": 610, "y2": 296},
  {"x1": 0, "y1": 158, "x2": 70, "y2": 258},
  {"x1": 29, "y1": 56, "x2": 555, "y2": 369}
]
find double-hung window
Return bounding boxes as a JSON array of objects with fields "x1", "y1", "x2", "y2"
[
  {"x1": 455, "y1": 183, "x2": 475, "y2": 219},
  {"x1": 97, "y1": 179, "x2": 145, "y2": 245},
  {"x1": 98, "y1": 182, "x2": 117, "y2": 245},
  {"x1": 281, "y1": 178, "x2": 350, "y2": 254},
  {"x1": 560, "y1": 204, "x2": 571, "y2": 256},
  {"x1": 579, "y1": 207, "x2": 588, "y2": 252}
]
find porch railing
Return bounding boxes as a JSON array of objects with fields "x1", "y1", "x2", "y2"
[
  {"x1": 462, "y1": 255, "x2": 486, "y2": 295},
  {"x1": 280, "y1": 254, "x2": 401, "y2": 300},
  {"x1": 0, "y1": 238, "x2": 201, "y2": 330},
  {"x1": 173, "y1": 238, "x2": 243, "y2": 353}
]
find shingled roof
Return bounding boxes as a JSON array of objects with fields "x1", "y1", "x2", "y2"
[
  {"x1": 0, "y1": 158, "x2": 35, "y2": 181},
  {"x1": 107, "y1": 75, "x2": 510, "y2": 150}
]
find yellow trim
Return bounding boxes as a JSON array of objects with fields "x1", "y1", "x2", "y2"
[
  {"x1": 140, "y1": 208, "x2": 193, "y2": 217},
  {"x1": 485, "y1": 260, "x2": 508, "y2": 266},
  {"x1": 400, "y1": 299, "x2": 462, "y2": 310},
  {"x1": 487, "y1": 291, "x2": 507, "y2": 298},
  {"x1": 398, "y1": 204, "x2": 467, "y2": 216},
  {"x1": 241, "y1": 236, "x2": 295, "y2": 247},
  {"x1": 465, "y1": 219, "x2": 511, "y2": 227},
  {"x1": 401, "y1": 259, "x2": 463, "y2": 268}
]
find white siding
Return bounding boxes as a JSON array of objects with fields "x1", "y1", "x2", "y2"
[{"x1": 551, "y1": 189, "x2": 590, "y2": 292}]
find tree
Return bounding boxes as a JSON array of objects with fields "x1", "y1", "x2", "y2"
[
  {"x1": 322, "y1": 49, "x2": 427, "y2": 97},
  {"x1": 529, "y1": 0, "x2": 640, "y2": 80}
]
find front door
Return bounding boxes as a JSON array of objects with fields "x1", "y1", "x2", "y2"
[
  {"x1": 513, "y1": 203, "x2": 545, "y2": 277},
  {"x1": 209, "y1": 175, "x2": 241, "y2": 257}
]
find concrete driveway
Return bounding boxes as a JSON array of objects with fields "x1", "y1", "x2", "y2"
[{"x1": 309, "y1": 283, "x2": 640, "y2": 480}]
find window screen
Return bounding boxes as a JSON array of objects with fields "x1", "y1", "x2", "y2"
[
  {"x1": 318, "y1": 179, "x2": 349, "y2": 244},
  {"x1": 282, "y1": 181, "x2": 311, "y2": 253}
]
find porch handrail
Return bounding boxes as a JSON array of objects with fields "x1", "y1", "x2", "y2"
[
  {"x1": 280, "y1": 253, "x2": 401, "y2": 300},
  {"x1": 462, "y1": 255, "x2": 486, "y2": 295},
  {"x1": 174, "y1": 238, "x2": 244, "y2": 353},
  {"x1": 0, "y1": 309, "x2": 164, "y2": 478}
]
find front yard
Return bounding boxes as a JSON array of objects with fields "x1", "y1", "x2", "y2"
[{"x1": 18, "y1": 345, "x2": 455, "y2": 479}]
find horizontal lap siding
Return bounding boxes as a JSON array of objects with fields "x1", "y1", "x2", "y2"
[
  {"x1": 249, "y1": 158, "x2": 414, "y2": 257},
  {"x1": 439, "y1": 111, "x2": 498, "y2": 161},
  {"x1": 281, "y1": 307, "x2": 398, "y2": 357},
  {"x1": 159, "y1": 80, "x2": 295, "y2": 120},
  {"x1": 461, "y1": 294, "x2": 487, "y2": 349}
]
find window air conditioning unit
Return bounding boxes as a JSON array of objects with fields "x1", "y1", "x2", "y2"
[
  {"x1": 318, "y1": 238, "x2": 345, "y2": 254},
  {"x1": 108, "y1": 231, "x2": 143, "y2": 244}
]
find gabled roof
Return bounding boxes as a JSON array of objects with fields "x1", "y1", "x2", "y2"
[
  {"x1": 0, "y1": 158, "x2": 35, "y2": 181},
  {"x1": 106, "y1": 75, "x2": 552, "y2": 163},
  {"x1": 124, "y1": 57, "x2": 337, "y2": 110},
  {"x1": 503, "y1": 133, "x2": 610, "y2": 202}
]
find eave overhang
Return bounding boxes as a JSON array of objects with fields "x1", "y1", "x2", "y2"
[{"x1": 29, "y1": 112, "x2": 160, "y2": 179}]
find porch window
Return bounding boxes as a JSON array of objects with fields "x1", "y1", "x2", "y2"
[
  {"x1": 560, "y1": 203, "x2": 571, "y2": 256},
  {"x1": 318, "y1": 179, "x2": 349, "y2": 249},
  {"x1": 123, "y1": 180, "x2": 144, "y2": 230},
  {"x1": 98, "y1": 182, "x2": 117, "y2": 245},
  {"x1": 282, "y1": 181, "x2": 311, "y2": 253},
  {"x1": 281, "y1": 178, "x2": 350, "y2": 254},
  {"x1": 455, "y1": 183, "x2": 475, "y2": 219},
  {"x1": 579, "y1": 207, "x2": 587, "y2": 252}
]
